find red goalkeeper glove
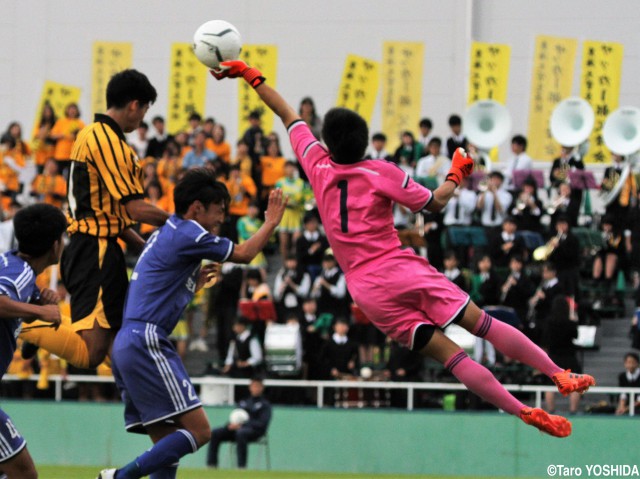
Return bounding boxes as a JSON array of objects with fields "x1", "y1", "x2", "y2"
[
  {"x1": 209, "y1": 60, "x2": 265, "y2": 88},
  {"x1": 445, "y1": 147, "x2": 474, "y2": 186}
]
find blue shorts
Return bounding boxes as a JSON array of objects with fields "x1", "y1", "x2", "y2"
[
  {"x1": 0, "y1": 408, "x2": 26, "y2": 463},
  {"x1": 112, "y1": 322, "x2": 201, "y2": 434}
]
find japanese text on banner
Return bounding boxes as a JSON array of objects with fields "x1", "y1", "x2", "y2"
[
  {"x1": 32, "y1": 81, "x2": 81, "y2": 140},
  {"x1": 167, "y1": 43, "x2": 208, "y2": 135},
  {"x1": 336, "y1": 54, "x2": 380, "y2": 125},
  {"x1": 382, "y1": 42, "x2": 424, "y2": 152},
  {"x1": 527, "y1": 35, "x2": 578, "y2": 161},
  {"x1": 92, "y1": 42, "x2": 132, "y2": 116},
  {"x1": 468, "y1": 42, "x2": 510, "y2": 104},
  {"x1": 580, "y1": 41, "x2": 624, "y2": 163},
  {"x1": 238, "y1": 45, "x2": 278, "y2": 135}
]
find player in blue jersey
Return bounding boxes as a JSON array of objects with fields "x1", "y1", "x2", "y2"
[
  {"x1": 98, "y1": 168, "x2": 287, "y2": 479},
  {"x1": 0, "y1": 204, "x2": 66, "y2": 478}
]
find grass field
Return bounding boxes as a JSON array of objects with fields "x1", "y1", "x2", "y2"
[{"x1": 38, "y1": 466, "x2": 517, "y2": 479}]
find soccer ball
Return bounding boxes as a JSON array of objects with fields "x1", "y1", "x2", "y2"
[
  {"x1": 192, "y1": 20, "x2": 242, "y2": 70},
  {"x1": 229, "y1": 408, "x2": 249, "y2": 425}
]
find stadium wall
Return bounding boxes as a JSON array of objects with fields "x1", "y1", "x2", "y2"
[
  {"x1": 6, "y1": 401, "x2": 636, "y2": 477},
  {"x1": 2, "y1": 0, "x2": 640, "y2": 161}
]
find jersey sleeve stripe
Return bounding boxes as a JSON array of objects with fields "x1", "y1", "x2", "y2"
[
  {"x1": 194, "y1": 231, "x2": 208, "y2": 243},
  {"x1": 222, "y1": 241, "x2": 234, "y2": 262},
  {"x1": 402, "y1": 173, "x2": 410, "y2": 189},
  {"x1": 411, "y1": 194, "x2": 433, "y2": 214},
  {"x1": 302, "y1": 141, "x2": 320, "y2": 158},
  {"x1": 120, "y1": 193, "x2": 144, "y2": 205},
  {"x1": 286, "y1": 119, "x2": 306, "y2": 134},
  {"x1": 0, "y1": 285, "x2": 11, "y2": 296}
]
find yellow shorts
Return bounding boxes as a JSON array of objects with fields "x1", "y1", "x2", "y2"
[{"x1": 279, "y1": 208, "x2": 303, "y2": 233}]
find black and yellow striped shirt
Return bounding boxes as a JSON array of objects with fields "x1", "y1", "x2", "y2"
[{"x1": 67, "y1": 114, "x2": 144, "y2": 237}]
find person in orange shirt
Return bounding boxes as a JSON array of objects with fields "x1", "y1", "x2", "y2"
[
  {"x1": 260, "y1": 137, "x2": 286, "y2": 209},
  {"x1": 205, "y1": 123, "x2": 231, "y2": 164},
  {"x1": 0, "y1": 134, "x2": 23, "y2": 205},
  {"x1": 50, "y1": 103, "x2": 84, "y2": 174},
  {"x1": 31, "y1": 157, "x2": 67, "y2": 209},
  {"x1": 139, "y1": 181, "x2": 174, "y2": 238},
  {"x1": 224, "y1": 164, "x2": 257, "y2": 242},
  {"x1": 31, "y1": 102, "x2": 58, "y2": 173},
  {"x1": 157, "y1": 139, "x2": 182, "y2": 184}
]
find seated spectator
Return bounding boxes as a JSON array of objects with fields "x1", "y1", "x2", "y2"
[
  {"x1": 241, "y1": 268, "x2": 271, "y2": 302},
  {"x1": 616, "y1": 352, "x2": 640, "y2": 415},
  {"x1": 207, "y1": 377, "x2": 272, "y2": 469},
  {"x1": 312, "y1": 249, "x2": 348, "y2": 318},
  {"x1": 156, "y1": 139, "x2": 182, "y2": 184},
  {"x1": 417, "y1": 117, "x2": 433, "y2": 149},
  {"x1": 476, "y1": 171, "x2": 512, "y2": 232},
  {"x1": 146, "y1": 115, "x2": 174, "y2": 159},
  {"x1": 321, "y1": 318, "x2": 359, "y2": 379},
  {"x1": 499, "y1": 255, "x2": 534, "y2": 325},
  {"x1": 30, "y1": 157, "x2": 67, "y2": 209},
  {"x1": 508, "y1": 178, "x2": 543, "y2": 233},
  {"x1": 443, "y1": 250, "x2": 467, "y2": 291},
  {"x1": 126, "y1": 120, "x2": 149, "y2": 157},
  {"x1": 206, "y1": 123, "x2": 231, "y2": 164},
  {"x1": 223, "y1": 317, "x2": 264, "y2": 379},
  {"x1": 364, "y1": 132, "x2": 393, "y2": 161},
  {"x1": 415, "y1": 137, "x2": 450, "y2": 185},
  {"x1": 488, "y1": 216, "x2": 526, "y2": 268},
  {"x1": 182, "y1": 130, "x2": 217, "y2": 169},
  {"x1": 393, "y1": 131, "x2": 422, "y2": 167},
  {"x1": 273, "y1": 254, "x2": 311, "y2": 320},
  {"x1": 295, "y1": 213, "x2": 329, "y2": 282}
]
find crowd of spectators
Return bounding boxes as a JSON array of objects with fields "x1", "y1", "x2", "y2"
[{"x1": 1, "y1": 98, "x2": 639, "y2": 413}]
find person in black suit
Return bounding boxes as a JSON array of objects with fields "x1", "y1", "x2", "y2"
[
  {"x1": 528, "y1": 262, "x2": 565, "y2": 346},
  {"x1": 295, "y1": 213, "x2": 330, "y2": 282},
  {"x1": 488, "y1": 216, "x2": 526, "y2": 268},
  {"x1": 616, "y1": 352, "x2": 640, "y2": 415},
  {"x1": 548, "y1": 182, "x2": 581, "y2": 229},
  {"x1": 383, "y1": 339, "x2": 425, "y2": 407},
  {"x1": 207, "y1": 377, "x2": 272, "y2": 468},
  {"x1": 550, "y1": 146, "x2": 585, "y2": 188},
  {"x1": 547, "y1": 215, "x2": 581, "y2": 297},
  {"x1": 499, "y1": 255, "x2": 534, "y2": 325},
  {"x1": 445, "y1": 114, "x2": 468, "y2": 159},
  {"x1": 508, "y1": 178, "x2": 544, "y2": 234},
  {"x1": 443, "y1": 250, "x2": 468, "y2": 291},
  {"x1": 364, "y1": 132, "x2": 393, "y2": 161},
  {"x1": 321, "y1": 318, "x2": 359, "y2": 379}
]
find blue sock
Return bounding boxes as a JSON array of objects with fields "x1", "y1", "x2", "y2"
[
  {"x1": 149, "y1": 464, "x2": 178, "y2": 479},
  {"x1": 118, "y1": 430, "x2": 197, "y2": 479}
]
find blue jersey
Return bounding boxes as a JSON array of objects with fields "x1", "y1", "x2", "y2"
[
  {"x1": 0, "y1": 251, "x2": 39, "y2": 378},
  {"x1": 123, "y1": 215, "x2": 234, "y2": 333}
]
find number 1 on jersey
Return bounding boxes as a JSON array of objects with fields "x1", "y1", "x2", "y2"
[{"x1": 338, "y1": 180, "x2": 349, "y2": 233}]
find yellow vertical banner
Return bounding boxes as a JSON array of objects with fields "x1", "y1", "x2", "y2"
[
  {"x1": 32, "y1": 81, "x2": 82, "y2": 138},
  {"x1": 527, "y1": 35, "x2": 578, "y2": 161},
  {"x1": 91, "y1": 41, "x2": 132, "y2": 116},
  {"x1": 467, "y1": 42, "x2": 511, "y2": 104},
  {"x1": 167, "y1": 43, "x2": 208, "y2": 135},
  {"x1": 381, "y1": 42, "x2": 424, "y2": 153},
  {"x1": 336, "y1": 54, "x2": 380, "y2": 125},
  {"x1": 579, "y1": 41, "x2": 624, "y2": 163},
  {"x1": 238, "y1": 45, "x2": 278, "y2": 135}
]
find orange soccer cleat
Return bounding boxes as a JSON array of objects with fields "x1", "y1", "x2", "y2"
[
  {"x1": 552, "y1": 369, "x2": 596, "y2": 396},
  {"x1": 520, "y1": 407, "x2": 572, "y2": 438}
]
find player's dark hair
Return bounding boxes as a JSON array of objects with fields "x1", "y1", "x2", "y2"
[
  {"x1": 322, "y1": 108, "x2": 369, "y2": 165},
  {"x1": 419, "y1": 118, "x2": 433, "y2": 129},
  {"x1": 448, "y1": 114, "x2": 462, "y2": 127},
  {"x1": 512, "y1": 134, "x2": 528, "y2": 150},
  {"x1": 14, "y1": 204, "x2": 67, "y2": 257},
  {"x1": 173, "y1": 168, "x2": 230, "y2": 216},
  {"x1": 106, "y1": 69, "x2": 157, "y2": 109}
]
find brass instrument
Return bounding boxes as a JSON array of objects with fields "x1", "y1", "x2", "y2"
[
  {"x1": 533, "y1": 232, "x2": 562, "y2": 262},
  {"x1": 546, "y1": 195, "x2": 568, "y2": 215},
  {"x1": 515, "y1": 192, "x2": 530, "y2": 212},
  {"x1": 477, "y1": 179, "x2": 489, "y2": 192}
]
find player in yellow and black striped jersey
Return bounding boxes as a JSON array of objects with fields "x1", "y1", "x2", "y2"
[{"x1": 20, "y1": 70, "x2": 170, "y2": 370}]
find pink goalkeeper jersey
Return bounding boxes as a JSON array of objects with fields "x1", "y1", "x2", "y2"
[{"x1": 288, "y1": 120, "x2": 433, "y2": 277}]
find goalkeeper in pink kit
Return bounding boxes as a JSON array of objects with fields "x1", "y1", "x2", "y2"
[{"x1": 212, "y1": 61, "x2": 595, "y2": 437}]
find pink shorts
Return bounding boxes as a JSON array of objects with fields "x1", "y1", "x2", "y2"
[{"x1": 347, "y1": 252, "x2": 470, "y2": 350}]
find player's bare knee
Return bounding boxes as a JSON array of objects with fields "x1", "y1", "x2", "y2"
[{"x1": 191, "y1": 424, "x2": 211, "y2": 448}]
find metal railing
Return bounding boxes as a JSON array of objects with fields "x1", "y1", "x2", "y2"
[{"x1": 2, "y1": 374, "x2": 637, "y2": 416}]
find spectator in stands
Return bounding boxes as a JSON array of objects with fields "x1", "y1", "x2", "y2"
[
  {"x1": 488, "y1": 216, "x2": 526, "y2": 269},
  {"x1": 186, "y1": 112, "x2": 203, "y2": 144},
  {"x1": 241, "y1": 268, "x2": 272, "y2": 302},
  {"x1": 139, "y1": 181, "x2": 173, "y2": 238},
  {"x1": 602, "y1": 153, "x2": 636, "y2": 225},
  {"x1": 276, "y1": 160, "x2": 305, "y2": 259},
  {"x1": 156, "y1": 139, "x2": 182, "y2": 184},
  {"x1": 312, "y1": 249, "x2": 349, "y2": 318},
  {"x1": 550, "y1": 146, "x2": 584, "y2": 189},
  {"x1": 207, "y1": 377, "x2": 272, "y2": 469},
  {"x1": 508, "y1": 177, "x2": 543, "y2": 233},
  {"x1": 364, "y1": 132, "x2": 393, "y2": 161},
  {"x1": 237, "y1": 203, "x2": 268, "y2": 275},
  {"x1": 592, "y1": 215, "x2": 625, "y2": 309},
  {"x1": 444, "y1": 114, "x2": 468, "y2": 159},
  {"x1": 30, "y1": 157, "x2": 67, "y2": 209},
  {"x1": 626, "y1": 189, "x2": 640, "y2": 288},
  {"x1": 0, "y1": 201, "x2": 20, "y2": 253},
  {"x1": 393, "y1": 131, "x2": 422, "y2": 166},
  {"x1": 322, "y1": 318, "x2": 359, "y2": 379},
  {"x1": 443, "y1": 250, "x2": 467, "y2": 291},
  {"x1": 50, "y1": 102, "x2": 84, "y2": 174},
  {"x1": 477, "y1": 171, "x2": 512, "y2": 232},
  {"x1": 415, "y1": 137, "x2": 450, "y2": 185},
  {"x1": 505, "y1": 135, "x2": 532, "y2": 188},
  {"x1": 417, "y1": 117, "x2": 434, "y2": 149},
  {"x1": 384, "y1": 338, "x2": 425, "y2": 407},
  {"x1": 223, "y1": 318, "x2": 264, "y2": 379},
  {"x1": 499, "y1": 255, "x2": 534, "y2": 325},
  {"x1": 471, "y1": 254, "x2": 501, "y2": 366},
  {"x1": 443, "y1": 176, "x2": 476, "y2": 227},
  {"x1": 31, "y1": 101, "x2": 57, "y2": 173},
  {"x1": 548, "y1": 181, "x2": 580, "y2": 229},
  {"x1": 543, "y1": 296, "x2": 581, "y2": 414},
  {"x1": 126, "y1": 120, "x2": 149, "y2": 157},
  {"x1": 296, "y1": 213, "x2": 329, "y2": 282},
  {"x1": 206, "y1": 123, "x2": 231, "y2": 164},
  {"x1": 224, "y1": 164, "x2": 257, "y2": 243},
  {"x1": 616, "y1": 352, "x2": 640, "y2": 415},
  {"x1": 212, "y1": 263, "x2": 244, "y2": 366},
  {"x1": 242, "y1": 110, "x2": 266, "y2": 175},
  {"x1": 0, "y1": 125, "x2": 26, "y2": 203},
  {"x1": 529, "y1": 262, "x2": 564, "y2": 346},
  {"x1": 299, "y1": 297, "x2": 333, "y2": 379},
  {"x1": 299, "y1": 97, "x2": 323, "y2": 139},
  {"x1": 547, "y1": 215, "x2": 581, "y2": 298},
  {"x1": 146, "y1": 115, "x2": 173, "y2": 159},
  {"x1": 259, "y1": 138, "x2": 286, "y2": 211},
  {"x1": 273, "y1": 254, "x2": 311, "y2": 320},
  {"x1": 182, "y1": 130, "x2": 217, "y2": 169}
]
